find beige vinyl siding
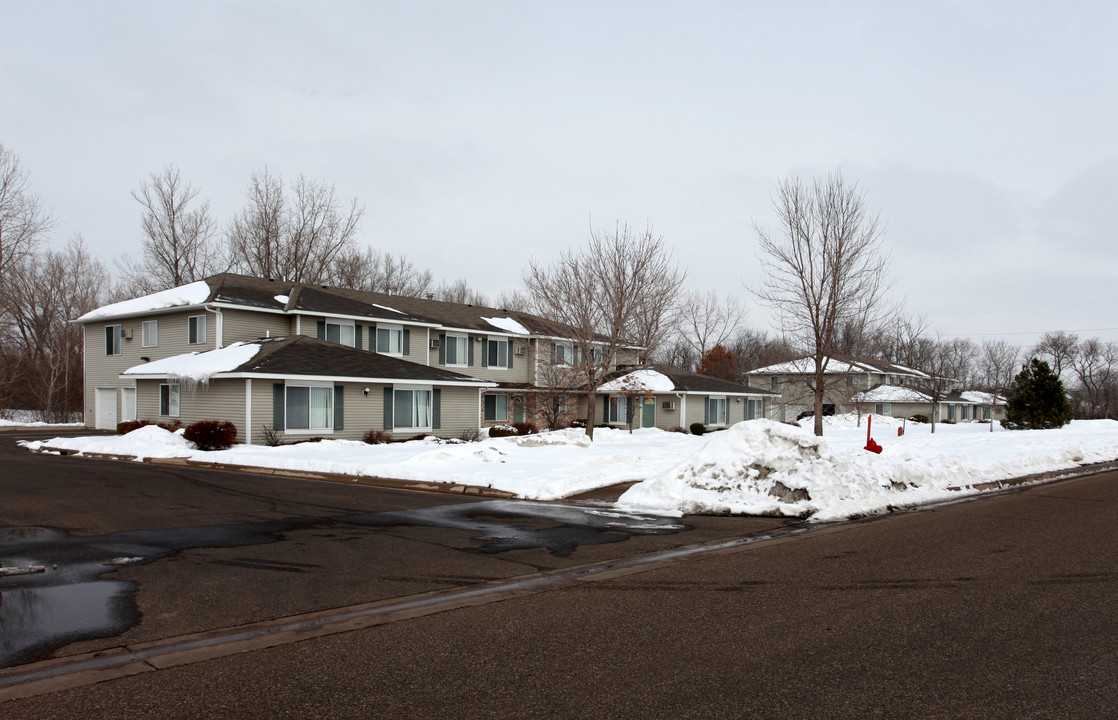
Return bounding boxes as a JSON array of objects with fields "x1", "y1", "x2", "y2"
[
  {"x1": 135, "y1": 378, "x2": 248, "y2": 439},
  {"x1": 253, "y1": 380, "x2": 479, "y2": 443},
  {"x1": 429, "y1": 386, "x2": 481, "y2": 439},
  {"x1": 683, "y1": 396, "x2": 706, "y2": 429},
  {"x1": 221, "y1": 308, "x2": 289, "y2": 344},
  {"x1": 432, "y1": 333, "x2": 531, "y2": 384},
  {"x1": 83, "y1": 311, "x2": 212, "y2": 427},
  {"x1": 649, "y1": 394, "x2": 683, "y2": 430}
]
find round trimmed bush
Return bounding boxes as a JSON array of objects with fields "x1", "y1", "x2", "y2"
[{"x1": 184, "y1": 420, "x2": 238, "y2": 451}]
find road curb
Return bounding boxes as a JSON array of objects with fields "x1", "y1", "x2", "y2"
[{"x1": 28, "y1": 446, "x2": 517, "y2": 499}]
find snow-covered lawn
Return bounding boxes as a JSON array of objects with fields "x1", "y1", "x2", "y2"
[
  {"x1": 0, "y1": 411, "x2": 83, "y2": 428},
  {"x1": 21, "y1": 415, "x2": 1118, "y2": 522}
]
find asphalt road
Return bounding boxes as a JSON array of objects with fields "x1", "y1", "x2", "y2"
[{"x1": 2, "y1": 427, "x2": 1115, "y2": 718}]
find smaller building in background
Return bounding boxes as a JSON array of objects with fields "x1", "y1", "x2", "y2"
[{"x1": 597, "y1": 365, "x2": 779, "y2": 431}]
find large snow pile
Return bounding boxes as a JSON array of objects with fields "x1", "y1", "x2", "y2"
[
  {"x1": 37, "y1": 424, "x2": 196, "y2": 460},
  {"x1": 21, "y1": 417, "x2": 1118, "y2": 521},
  {"x1": 618, "y1": 417, "x2": 1118, "y2": 521}
]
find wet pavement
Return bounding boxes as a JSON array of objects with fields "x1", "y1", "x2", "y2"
[{"x1": 0, "y1": 501, "x2": 690, "y2": 668}]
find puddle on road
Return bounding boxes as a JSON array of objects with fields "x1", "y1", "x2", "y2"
[
  {"x1": 343, "y1": 500, "x2": 691, "y2": 556},
  {"x1": 0, "y1": 518, "x2": 319, "y2": 668},
  {"x1": 0, "y1": 503, "x2": 688, "y2": 668}
]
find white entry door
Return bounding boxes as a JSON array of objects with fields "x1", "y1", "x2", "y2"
[
  {"x1": 121, "y1": 387, "x2": 137, "y2": 423},
  {"x1": 96, "y1": 388, "x2": 118, "y2": 430}
]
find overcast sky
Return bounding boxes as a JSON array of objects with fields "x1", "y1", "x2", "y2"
[{"x1": 4, "y1": 1, "x2": 1117, "y2": 347}]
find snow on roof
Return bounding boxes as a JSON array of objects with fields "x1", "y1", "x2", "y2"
[
  {"x1": 77, "y1": 280, "x2": 213, "y2": 322},
  {"x1": 959, "y1": 391, "x2": 1005, "y2": 405},
  {"x1": 598, "y1": 369, "x2": 676, "y2": 394},
  {"x1": 122, "y1": 342, "x2": 261, "y2": 383},
  {"x1": 274, "y1": 295, "x2": 290, "y2": 304},
  {"x1": 852, "y1": 385, "x2": 930, "y2": 403},
  {"x1": 482, "y1": 316, "x2": 530, "y2": 335},
  {"x1": 372, "y1": 303, "x2": 404, "y2": 315},
  {"x1": 749, "y1": 356, "x2": 928, "y2": 378}
]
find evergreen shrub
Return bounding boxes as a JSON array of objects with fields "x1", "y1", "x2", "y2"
[{"x1": 1002, "y1": 358, "x2": 1073, "y2": 430}]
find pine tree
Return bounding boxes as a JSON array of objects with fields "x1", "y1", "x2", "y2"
[{"x1": 1002, "y1": 358, "x2": 1073, "y2": 430}]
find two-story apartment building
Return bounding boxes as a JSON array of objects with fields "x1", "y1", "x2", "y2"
[{"x1": 78, "y1": 273, "x2": 644, "y2": 443}]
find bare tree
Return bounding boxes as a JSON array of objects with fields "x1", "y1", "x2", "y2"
[
  {"x1": 628, "y1": 281, "x2": 681, "y2": 364},
  {"x1": 915, "y1": 336, "x2": 976, "y2": 433},
  {"x1": 978, "y1": 339, "x2": 1020, "y2": 432},
  {"x1": 119, "y1": 165, "x2": 219, "y2": 293},
  {"x1": 655, "y1": 335, "x2": 699, "y2": 370},
  {"x1": 2, "y1": 237, "x2": 105, "y2": 420},
  {"x1": 1030, "y1": 330, "x2": 1079, "y2": 380},
  {"x1": 726, "y1": 328, "x2": 797, "y2": 374},
  {"x1": 225, "y1": 167, "x2": 363, "y2": 283},
  {"x1": 878, "y1": 315, "x2": 935, "y2": 370},
  {"x1": 493, "y1": 288, "x2": 535, "y2": 313},
  {"x1": 1071, "y1": 338, "x2": 1117, "y2": 419},
  {"x1": 754, "y1": 172, "x2": 894, "y2": 436},
  {"x1": 525, "y1": 222, "x2": 684, "y2": 440},
  {"x1": 328, "y1": 245, "x2": 434, "y2": 297},
  {"x1": 435, "y1": 278, "x2": 489, "y2": 306},
  {"x1": 675, "y1": 290, "x2": 747, "y2": 362},
  {"x1": 0, "y1": 143, "x2": 55, "y2": 284}
]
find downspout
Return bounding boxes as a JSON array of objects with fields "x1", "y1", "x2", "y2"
[
  {"x1": 204, "y1": 305, "x2": 224, "y2": 349},
  {"x1": 676, "y1": 393, "x2": 686, "y2": 428},
  {"x1": 245, "y1": 378, "x2": 253, "y2": 445}
]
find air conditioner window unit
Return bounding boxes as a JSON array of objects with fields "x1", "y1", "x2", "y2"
[
  {"x1": 515, "y1": 346, "x2": 526, "y2": 355},
  {"x1": 430, "y1": 338, "x2": 441, "y2": 348},
  {"x1": 662, "y1": 401, "x2": 676, "y2": 411}
]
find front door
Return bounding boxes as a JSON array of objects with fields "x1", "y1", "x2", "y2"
[
  {"x1": 642, "y1": 398, "x2": 655, "y2": 428},
  {"x1": 121, "y1": 387, "x2": 137, "y2": 423},
  {"x1": 95, "y1": 388, "x2": 118, "y2": 430}
]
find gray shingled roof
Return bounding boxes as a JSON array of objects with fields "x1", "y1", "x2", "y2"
[
  {"x1": 231, "y1": 336, "x2": 494, "y2": 384},
  {"x1": 203, "y1": 273, "x2": 580, "y2": 337},
  {"x1": 603, "y1": 364, "x2": 779, "y2": 396}
]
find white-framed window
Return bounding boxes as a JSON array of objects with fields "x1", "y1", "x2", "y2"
[
  {"x1": 487, "y1": 338, "x2": 508, "y2": 368},
  {"x1": 326, "y1": 320, "x2": 355, "y2": 347},
  {"x1": 188, "y1": 315, "x2": 207, "y2": 344},
  {"x1": 707, "y1": 396, "x2": 728, "y2": 426},
  {"x1": 771, "y1": 375, "x2": 786, "y2": 390},
  {"x1": 608, "y1": 396, "x2": 627, "y2": 424},
  {"x1": 484, "y1": 394, "x2": 508, "y2": 422},
  {"x1": 105, "y1": 325, "x2": 123, "y2": 356},
  {"x1": 875, "y1": 402, "x2": 892, "y2": 415},
  {"x1": 553, "y1": 343, "x2": 568, "y2": 364},
  {"x1": 141, "y1": 320, "x2": 158, "y2": 348},
  {"x1": 159, "y1": 383, "x2": 180, "y2": 417},
  {"x1": 286, "y1": 383, "x2": 333, "y2": 432},
  {"x1": 377, "y1": 324, "x2": 403, "y2": 355},
  {"x1": 745, "y1": 398, "x2": 763, "y2": 421},
  {"x1": 394, "y1": 387, "x2": 432, "y2": 429},
  {"x1": 445, "y1": 333, "x2": 468, "y2": 366}
]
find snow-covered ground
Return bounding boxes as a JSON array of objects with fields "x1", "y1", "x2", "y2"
[
  {"x1": 20, "y1": 415, "x2": 1118, "y2": 522},
  {"x1": 0, "y1": 410, "x2": 83, "y2": 427}
]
